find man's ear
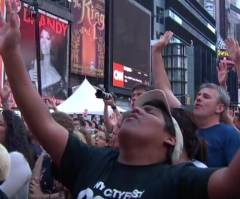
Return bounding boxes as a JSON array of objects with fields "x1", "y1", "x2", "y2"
[
  {"x1": 216, "y1": 103, "x2": 225, "y2": 114},
  {"x1": 164, "y1": 137, "x2": 176, "y2": 147}
]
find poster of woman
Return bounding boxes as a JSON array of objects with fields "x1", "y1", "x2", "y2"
[
  {"x1": 28, "y1": 27, "x2": 66, "y2": 98},
  {"x1": 19, "y1": 4, "x2": 69, "y2": 100}
]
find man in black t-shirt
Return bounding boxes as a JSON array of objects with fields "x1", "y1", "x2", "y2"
[
  {"x1": 55, "y1": 131, "x2": 214, "y2": 199},
  {"x1": 1, "y1": 2, "x2": 240, "y2": 199},
  {"x1": 53, "y1": 90, "x2": 214, "y2": 199}
]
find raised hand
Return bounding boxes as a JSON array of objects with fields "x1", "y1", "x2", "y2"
[
  {"x1": 103, "y1": 98, "x2": 115, "y2": 107},
  {"x1": 0, "y1": 83, "x2": 11, "y2": 100},
  {"x1": 225, "y1": 38, "x2": 240, "y2": 64},
  {"x1": 217, "y1": 61, "x2": 228, "y2": 88},
  {"x1": 0, "y1": 0, "x2": 20, "y2": 56},
  {"x1": 152, "y1": 31, "x2": 173, "y2": 53}
]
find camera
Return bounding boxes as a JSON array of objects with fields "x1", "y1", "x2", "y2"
[{"x1": 95, "y1": 89, "x2": 113, "y2": 100}]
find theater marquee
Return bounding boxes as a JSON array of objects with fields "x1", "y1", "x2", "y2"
[{"x1": 71, "y1": 0, "x2": 105, "y2": 78}]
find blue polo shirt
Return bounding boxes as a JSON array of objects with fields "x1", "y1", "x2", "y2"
[{"x1": 198, "y1": 123, "x2": 240, "y2": 167}]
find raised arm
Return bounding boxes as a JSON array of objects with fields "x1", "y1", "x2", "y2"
[
  {"x1": 208, "y1": 150, "x2": 240, "y2": 199},
  {"x1": 225, "y1": 38, "x2": 240, "y2": 82},
  {"x1": 0, "y1": 0, "x2": 68, "y2": 166},
  {"x1": 103, "y1": 99, "x2": 114, "y2": 134},
  {"x1": 209, "y1": 41, "x2": 240, "y2": 199},
  {"x1": 103, "y1": 98, "x2": 121, "y2": 134},
  {"x1": 0, "y1": 83, "x2": 11, "y2": 110},
  {"x1": 152, "y1": 31, "x2": 182, "y2": 108},
  {"x1": 217, "y1": 61, "x2": 228, "y2": 90}
]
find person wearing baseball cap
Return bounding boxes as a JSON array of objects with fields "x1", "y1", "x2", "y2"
[{"x1": 135, "y1": 89, "x2": 184, "y2": 163}]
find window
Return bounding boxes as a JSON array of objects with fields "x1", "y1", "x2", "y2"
[
  {"x1": 164, "y1": 43, "x2": 188, "y2": 104},
  {"x1": 156, "y1": 6, "x2": 164, "y2": 24}
]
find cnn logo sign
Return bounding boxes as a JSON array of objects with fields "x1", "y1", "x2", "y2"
[{"x1": 113, "y1": 63, "x2": 124, "y2": 88}]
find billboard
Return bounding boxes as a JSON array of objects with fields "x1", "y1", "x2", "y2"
[
  {"x1": 71, "y1": 0, "x2": 105, "y2": 78},
  {"x1": 112, "y1": 62, "x2": 149, "y2": 89},
  {"x1": 19, "y1": 3, "x2": 69, "y2": 100},
  {"x1": 106, "y1": 0, "x2": 151, "y2": 95}
]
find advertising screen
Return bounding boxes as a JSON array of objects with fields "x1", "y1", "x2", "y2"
[
  {"x1": 106, "y1": 0, "x2": 151, "y2": 95},
  {"x1": 71, "y1": 0, "x2": 105, "y2": 78},
  {"x1": 112, "y1": 62, "x2": 149, "y2": 89},
  {"x1": 19, "y1": 3, "x2": 69, "y2": 100}
]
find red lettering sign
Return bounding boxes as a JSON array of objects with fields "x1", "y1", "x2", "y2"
[
  {"x1": 23, "y1": 7, "x2": 68, "y2": 36},
  {"x1": 113, "y1": 62, "x2": 124, "y2": 88}
]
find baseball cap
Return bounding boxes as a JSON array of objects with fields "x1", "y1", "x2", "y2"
[{"x1": 135, "y1": 89, "x2": 183, "y2": 163}]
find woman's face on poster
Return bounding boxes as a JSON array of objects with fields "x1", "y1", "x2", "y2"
[{"x1": 40, "y1": 29, "x2": 51, "y2": 55}]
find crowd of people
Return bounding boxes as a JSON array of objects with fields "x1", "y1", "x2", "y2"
[{"x1": 0, "y1": 1, "x2": 240, "y2": 199}]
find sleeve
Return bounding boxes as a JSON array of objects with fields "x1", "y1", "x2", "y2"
[
  {"x1": 178, "y1": 165, "x2": 216, "y2": 199},
  {"x1": 224, "y1": 128, "x2": 240, "y2": 164},
  {"x1": 53, "y1": 133, "x2": 109, "y2": 190},
  {"x1": 0, "y1": 152, "x2": 32, "y2": 198}
]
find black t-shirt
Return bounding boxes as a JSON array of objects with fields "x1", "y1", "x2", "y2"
[
  {"x1": 54, "y1": 134, "x2": 216, "y2": 199},
  {"x1": 0, "y1": 190, "x2": 8, "y2": 199}
]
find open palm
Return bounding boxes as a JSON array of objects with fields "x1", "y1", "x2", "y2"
[
  {"x1": 0, "y1": 84, "x2": 11, "y2": 101},
  {"x1": 225, "y1": 38, "x2": 240, "y2": 63},
  {"x1": 217, "y1": 61, "x2": 228, "y2": 86},
  {"x1": 0, "y1": 0, "x2": 20, "y2": 55},
  {"x1": 152, "y1": 31, "x2": 173, "y2": 53}
]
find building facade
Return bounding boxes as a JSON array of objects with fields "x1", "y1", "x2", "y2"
[
  {"x1": 216, "y1": 0, "x2": 240, "y2": 104},
  {"x1": 137, "y1": 0, "x2": 217, "y2": 104}
]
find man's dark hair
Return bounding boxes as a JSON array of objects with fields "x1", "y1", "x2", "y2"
[
  {"x1": 143, "y1": 100, "x2": 175, "y2": 137},
  {"x1": 171, "y1": 108, "x2": 207, "y2": 163},
  {"x1": 3, "y1": 110, "x2": 34, "y2": 168},
  {"x1": 143, "y1": 100, "x2": 176, "y2": 164},
  {"x1": 131, "y1": 83, "x2": 150, "y2": 93}
]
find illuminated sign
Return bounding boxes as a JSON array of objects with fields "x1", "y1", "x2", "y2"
[
  {"x1": 217, "y1": 49, "x2": 235, "y2": 68},
  {"x1": 110, "y1": 0, "x2": 151, "y2": 93},
  {"x1": 22, "y1": 7, "x2": 68, "y2": 36},
  {"x1": 217, "y1": 49, "x2": 230, "y2": 58},
  {"x1": 113, "y1": 63, "x2": 124, "y2": 88},
  {"x1": 113, "y1": 62, "x2": 149, "y2": 89}
]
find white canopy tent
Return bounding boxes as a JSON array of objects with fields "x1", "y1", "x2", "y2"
[{"x1": 57, "y1": 78, "x2": 125, "y2": 115}]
